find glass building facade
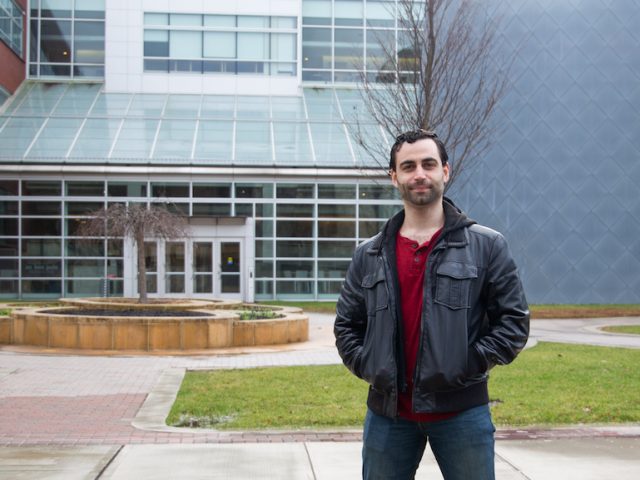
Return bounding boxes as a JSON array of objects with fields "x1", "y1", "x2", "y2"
[
  {"x1": 1, "y1": 0, "x2": 640, "y2": 303},
  {"x1": 0, "y1": 0, "x2": 24, "y2": 57},
  {"x1": 0, "y1": 175, "x2": 400, "y2": 300}
]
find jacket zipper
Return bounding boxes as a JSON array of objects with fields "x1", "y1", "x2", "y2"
[
  {"x1": 380, "y1": 249, "x2": 406, "y2": 398},
  {"x1": 412, "y1": 244, "x2": 444, "y2": 402}
]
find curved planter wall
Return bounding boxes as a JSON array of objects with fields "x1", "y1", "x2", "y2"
[{"x1": 3, "y1": 304, "x2": 309, "y2": 352}]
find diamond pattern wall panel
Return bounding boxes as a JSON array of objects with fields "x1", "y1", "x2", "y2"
[{"x1": 450, "y1": 0, "x2": 640, "y2": 303}]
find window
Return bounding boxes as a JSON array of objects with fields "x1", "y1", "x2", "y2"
[
  {"x1": 143, "y1": 14, "x2": 297, "y2": 76},
  {"x1": 29, "y1": 0, "x2": 105, "y2": 78},
  {"x1": 302, "y1": 0, "x2": 402, "y2": 84},
  {"x1": 0, "y1": 0, "x2": 24, "y2": 57}
]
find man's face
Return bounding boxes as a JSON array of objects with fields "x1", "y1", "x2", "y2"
[{"x1": 390, "y1": 138, "x2": 450, "y2": 207}]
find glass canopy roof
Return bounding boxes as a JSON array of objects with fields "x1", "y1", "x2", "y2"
[{"x1": 0, "y1": 82, "x2": 387, "y2": 168}]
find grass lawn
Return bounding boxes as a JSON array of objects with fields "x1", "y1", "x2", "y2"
[
  {"x1": 167, "y1": 342, "x2": 640, "y2": 430},
  {"x1": 601, "y1": 325, "x2": 640, "y2": 335},
  {"x1": 264, "y1": 302, "x2": 640, "y2": 319}
]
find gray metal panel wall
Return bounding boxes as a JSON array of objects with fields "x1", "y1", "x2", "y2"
[{"x1": 450, "y1": 0, "x2": 640, "y2": 303}]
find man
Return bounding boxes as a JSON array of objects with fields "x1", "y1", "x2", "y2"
[{"x1": 334, "y1": 130, "x2": 529, "y2": 479}]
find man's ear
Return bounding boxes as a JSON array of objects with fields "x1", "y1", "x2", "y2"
[
  {"x1": 443, "y1": 163, "x2": 450, "y2": 183},
  {"x1": 389, "y1": 169, "x2": 398, "y2": 187}
]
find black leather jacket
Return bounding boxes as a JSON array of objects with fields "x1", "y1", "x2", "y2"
[{"x1": 334, "y1": 198, "x2": 530, "y2": 418}]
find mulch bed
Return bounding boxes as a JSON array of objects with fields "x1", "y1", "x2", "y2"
[{"x1": 43, "y1": 308, "x2": 215, "y2": 317}]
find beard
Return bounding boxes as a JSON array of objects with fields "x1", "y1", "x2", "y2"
[{"x1": 397, "y1": 180, "x2": 444, "y2": 207}]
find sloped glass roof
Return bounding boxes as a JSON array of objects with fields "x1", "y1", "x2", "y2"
[{"x1": 0, "y1": 82, "x2": 384, "y2": 168}]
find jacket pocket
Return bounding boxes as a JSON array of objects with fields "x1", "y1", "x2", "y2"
[
  {"x1": 361, "y1": 268, "x2": 388, "y2": 315},
  {"x1": 434, "y1": 262, "x2": 477, "y2": 310},
  {"x1": 359, "y1": 267, "x2": 394, "y2": 391}
]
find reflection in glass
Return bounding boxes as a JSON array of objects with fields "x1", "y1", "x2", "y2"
[
  {"x1": 151, "y1": 183, "x2": 189, "y2": 198},
  {"x1": 23, "y1": 239, "x2": 62, "y2": 256},
  {"x1": 255, "y1": 260, "x2": 273, "y2": 277},
  {"x1": 221, "y1": 275, "x2": 240, "y2": 293},
  {"x1": 0, "y1": 218, "x2": 18, "y2": 236},
  {"x1": 66, "y1": 202, "x2": 103, "y2": 215},
  {"x1": 276, "y1": 240, "x2": 313, "y2": 257},
  {"x1": 317, "y1": 240, "x2": 356, "y2": 257},
  {"x1": 40, "y1": 19, "x2": 72, "y2": 63},
  {"x1": 74, "y1": 21, "x2": 105, "y2": 63},
  {"x1": 318, "y1": 220, "x2": 355, "y2": 237},
  {"x1": 66, "y1": 259, "x2": 103, "y2": 277},
  {"x1": 0, "y1": 280, "x2": 18, "y2": 295},
  {"x1": 0, "y1": 201, "x2": 18, "y2": 215},
  {"x1": 67, "y1": 181, "x2": 104, "y2": 196},
  {"x1": 220, "y1": 242, "x2": 240, "y2": 273},
  {"x1": 0, "y1": 239, "x2": 18, "y2": 256},
  {"x1": 277, "y1": 184, "x2": 314, "y2": 198},
  {"x1": 65, "y1": 280, "x2": 101, "y2": 296},
  {"x1": 0, "y1": 259, "x2": 18, "y2": 277},
  {"x1": 22, "y1": 201, "x2": 61, "y2": 216},
  {"x1": 236, "y1": 183, "x2": 273, "y2": 198},
  {"x1": 194, "y1": 242, "x2": 212, "y2": 272},
  {"x1": 0, "y1": 180, "x2": 19, "y2": 195},
  {"x1": 23, "y1": 218, "x2": 61, "y2": 236},
  {"x1": 22, "y1": 259, "x2": 61, "y2": 277},
  {"x1": 277, "y1": 260, "x2": 313, "y2": 278},
  {"x1": 318, "y1": 260, "x2": 350, "y2": 278},
  {"x1": 277, "y1": 220, "x2": 313, "y2": 238},
  {"x1": 360, "y1": 204, "x2": 401, "y2": 218},
  {"x1": 276, "y1": 280, "x2": 312, "y2": 294},
  {"x1": 318, "y1": 204, "x2": 355, "y2": 217},
  {"x1": 108, "y1": 182, "x2": 147, "y2": 197},
  {"x1": 255, "y1": 240, "x2": 273, "y2": 257},
  {"x1": 220, "y1": 242, "x2": 240, "y2": 293},
  {"x1": 318, "y1": 184, "x2": 356, "y2": 199},
  {"x1": 318, "y1": 280, "x2": 342, "y2": 295},
  {"x1": 334, "y1": 28, "x2": 363, "y2": 69},
  {"x1": 22, "y1": 180, "x2": 61, "y2": 196},
  {"x1": 193, "y1": 183, "x2": 231, "y2": 198},
  {"x1": 144, "y1": 242, "x2": 157, "y2": 271},
  {"x1": 22, "y1": 279, "x2": 62, "y2": 297},
  {"x1": 166, "y1": 242, "x2": 185, "y2": 272},
  {"x1": 277, "y1": 204, "x2": 314, "y2": 217},
  {"x1": 192, "y1": 204, "x2": 231, "y2": 216}
]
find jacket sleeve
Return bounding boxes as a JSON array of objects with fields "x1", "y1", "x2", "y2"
[
  {"x1": 334, "y1": 246, "x2": 368, "y2": 378},
  {"x1": 470, "y1": 233, "x2": 530, "y2": 373}
]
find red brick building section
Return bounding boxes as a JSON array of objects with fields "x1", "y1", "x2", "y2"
[{"x1": 0, "y1": 0, "x2": 27, "y2": 95}]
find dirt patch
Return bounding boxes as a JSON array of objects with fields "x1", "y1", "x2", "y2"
[
  {"x1": 43, "y1": 308, "x2": 215, "y2": 317},
  {"x1": 531, "y1": 306, "x2": 640, "y2": 319}
]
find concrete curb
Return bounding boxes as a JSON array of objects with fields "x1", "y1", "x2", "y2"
[{"x1": 132, "y1": 366, "x2": 640, "y2": 442}]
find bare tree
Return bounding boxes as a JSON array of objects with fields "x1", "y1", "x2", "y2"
[
  {"x1": 76, "y1": 204, "x2": 189, "y2": 303},
  {"x1": 351, "y1": 0, "x2": 511, "y2": 189}
]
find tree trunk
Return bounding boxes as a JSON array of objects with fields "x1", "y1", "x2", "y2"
[{"x1": 136, "y1": 230, "x2": 148, "y2": 304}]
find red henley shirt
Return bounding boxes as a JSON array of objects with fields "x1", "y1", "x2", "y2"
[{"x1": 396, "y1": 230, "x2": 458, "y2": 422}]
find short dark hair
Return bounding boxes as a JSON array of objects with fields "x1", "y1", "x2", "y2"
[{"x1": 389, "y1": 129, "x2": 449, "y2": 170}]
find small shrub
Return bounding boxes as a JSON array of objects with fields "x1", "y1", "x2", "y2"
[{"x1": 236, "y1": 309, "x2": 282, "y2": 321}]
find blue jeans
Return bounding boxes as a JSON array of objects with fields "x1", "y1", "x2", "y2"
[{"x1": 362, "y1": 404, "x2": 495, "y2": 480}]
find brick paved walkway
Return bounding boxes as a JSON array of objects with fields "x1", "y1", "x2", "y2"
[{"x1": 1, "y1": 314, "x2": 640, "y2": 446}]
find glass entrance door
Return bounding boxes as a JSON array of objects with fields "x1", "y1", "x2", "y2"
[
  {"x1": 193, "y1": 241, "x2": 213, "y2": 294},
  {"x1": 219, "y1": 241, "x2": 240, "y2": 295},
  {"x1": 136, "y1": 238, "x2": 242, "y2": 299},
  {"x1": 165, "y1": 241, "x2": 185, "y2": 294},
  {"x1": 191, "y1": 239, "x2": 242, "y2": 298}
]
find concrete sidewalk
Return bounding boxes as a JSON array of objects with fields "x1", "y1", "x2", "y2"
[
  {"x1": 1, "y1": 313, "x2": 640, "y2": 479},
  {"x1": 1, "y1": 438, "x2": 639, "y2": 479}
]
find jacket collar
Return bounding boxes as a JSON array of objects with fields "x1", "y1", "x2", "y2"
[{"x1": 366, "y1": 197, "x2": 475, "y2": 255}]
